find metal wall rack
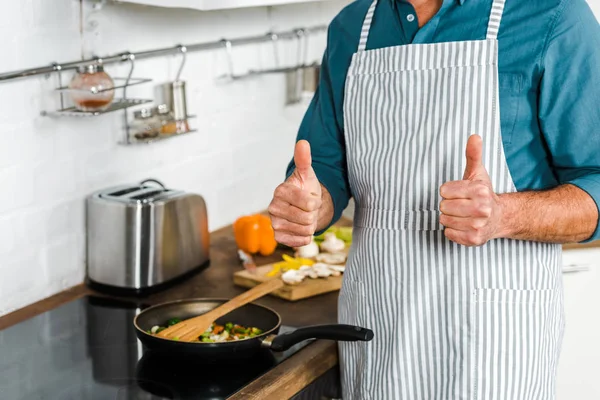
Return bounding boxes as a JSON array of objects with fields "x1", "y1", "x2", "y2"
[{"x1": 0, "y1": 25, "x2": 327, "y2": 145}]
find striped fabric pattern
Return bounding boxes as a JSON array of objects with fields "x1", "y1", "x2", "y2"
[
  {"x1": 338, "y1": 0, "x2": 564, "y2": 399},
  {"x1": 486, "y1": 0, "x2": 506, "y2": 40},
  {"x1": 358, "y1": 0, "x2": 378, "y2": 53}
]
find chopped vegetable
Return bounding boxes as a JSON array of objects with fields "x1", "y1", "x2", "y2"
[
  {"x1": 251, "y1": 327, "x2": 263, "y2": 335},
  {"x1": 267, "y1": 255, "x2": 316, "y2": 277},
  {"x1": 212, "y1": 325, "x2": 224, "y2": 335},
  {"x1": 315, "y1": 252, "x2": 347, "y2": 265},
  {"x1": 336, "y1": 227, "x2": 353, "y2": 244},
  {"x1": 282, "y1": 269, "x2": 305, "y2": 285},
  {"x1": 148, "y1": 320, "x2": 263, "y2": 343},
  {"x1": 314, "y1": 226, "x2": 353, "y2": 245},
  {"x1": 320, "y1": 233, "x2": 345, "y2": 253},
  {"x1": 281, "y1": 263, "x2": 346, "y2": 285},
  {"x1": 295, "y1": 238, "x2": 319, "y2": 258}
]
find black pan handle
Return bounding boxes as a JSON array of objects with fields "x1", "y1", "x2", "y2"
[{"x1": 267, "y1": 324, "x2": 374, "y2": 352}]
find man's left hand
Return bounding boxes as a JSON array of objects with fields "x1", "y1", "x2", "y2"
[{"x1": 439, "y1": 135, "x2": 505, "y2": 246}]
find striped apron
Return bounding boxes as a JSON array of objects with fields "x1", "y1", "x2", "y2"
[{"x1": 338, "y1": 1, "x2": 565, "y2": 399}]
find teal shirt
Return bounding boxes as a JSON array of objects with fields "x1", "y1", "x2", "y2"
[{"x1": 287, "y1": 0, "x2": 600, "y2": 240}]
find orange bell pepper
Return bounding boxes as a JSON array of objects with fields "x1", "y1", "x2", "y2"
[{"x1": 233, "y1": 214, "x2": 277, "y2": 256}]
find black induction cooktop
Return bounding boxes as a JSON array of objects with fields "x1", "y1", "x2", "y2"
[{"x1": 0, "y1": 296, "x2": 310, "y2": 400}]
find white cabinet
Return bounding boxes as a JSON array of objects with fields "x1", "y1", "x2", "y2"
[
  {"x1": 557, "y1": 248, "x2": 600, "y2": 400},
  {"x1": 112, "y1": 0, "x2": 332, "y2": 11}
]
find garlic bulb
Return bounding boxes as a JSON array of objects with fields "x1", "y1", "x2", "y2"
[
  {"x1": 320, "y1": 233, "x2": 345, "y2": 253},
  {"x1": 295, "y1": 238, "x2": 319, "y2": 258}
]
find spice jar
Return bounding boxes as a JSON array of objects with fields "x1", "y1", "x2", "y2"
[
  {"x1": 68, "y1": 64, "x2": 115, "y2": 112},
  {"x1": 156, "y1": 81, "x2": 190, "y2": 134},
  {"x1": 131, "y1": 108, "x2": 161, "y2": 141},
  {"x1": 153, "y1": 104, "x2": 177, "y2": 135}
]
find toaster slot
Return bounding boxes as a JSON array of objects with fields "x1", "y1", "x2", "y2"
[
  {"x1": 106, "y1": 187, "x2": 143, "y2": 197},
  {"x1": 96, "y1": 182, "x2": 182, "y2": 204},
  {"x1": 127, "y1": 189, "x2": 167, "y2": 201}
]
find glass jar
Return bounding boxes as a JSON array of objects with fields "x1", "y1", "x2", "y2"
[
  {"x1": 153, "y1": 104, "x2": 177, "y2": 135},
  {"x1": 68, "y1": 64, "x2": 115, "y2": 112},
  {"x1": 176, "y1": 119, "x2": 190, "y2": 134},
  {"x1": 131, "y1": 108, "x2": 161, "y2": 141}
]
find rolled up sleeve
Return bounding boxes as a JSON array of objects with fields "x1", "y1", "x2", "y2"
[
  {"x1": 286, "y1": 25, "x2": 352, "y2": 233},
  {"x1": 538, "y1": 0, "x2": 600, "y2": 241}
]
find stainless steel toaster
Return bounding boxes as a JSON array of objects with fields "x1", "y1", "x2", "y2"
[{"x1": 86, "y1": 179, "x2": 210, "y2": 295}]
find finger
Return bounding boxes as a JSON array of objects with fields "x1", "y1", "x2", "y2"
[
  {"x1": 439, "y1": 214, "x2": 487, "y2": 232},
  {"x1": 294, "y1": 140, "x2": 314, "y2": 176},
  {"x1": 440, "y1": 181, "x2": 494, "y2": 201},
  {"x1": 439, "y1": 181, "x2": 471, "y2": 199},
  {"x1": 274, "y1": 232, "x2": 313, "y2": 248},
  {"x1": 440, "y1": 199, "x2": 491, "y2": 218},
  {"x1": 270, "y1": 217, "x2": 316, "y2": 237},
  {"x1": 273, "y1": 183, "x2": 321, "y2": 212},
  {"x1": 463, "y1": 134, "x2": 490, "y2": 181},
  {"x1": 268, "y1": 198, "x2": 316, "y2": 226},
  {"x1": 444, "y1": 228, "x2": 486, "y2": 247}
]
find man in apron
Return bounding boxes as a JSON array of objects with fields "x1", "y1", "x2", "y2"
[{"x1": 268, "y1": 0, "x2": 600, "y2": 398}]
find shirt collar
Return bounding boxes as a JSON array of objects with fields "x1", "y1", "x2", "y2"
[{"x1": 390, "y1": 0, "x2": 466, "y2": 5}]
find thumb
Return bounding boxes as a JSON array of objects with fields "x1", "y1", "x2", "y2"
[
  {"x1": 292, "y1": 140, "x2": 319, "y2": 193},
  {"x1": 294, "y1": 140, "x2": 315, "y2": 177},
  {"x1": 463, "y1": 134, "x2": 489, "y2": 181}
]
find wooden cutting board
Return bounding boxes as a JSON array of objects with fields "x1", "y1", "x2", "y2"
[{"x1": 233, "y1": 264, "x2": 343, "y2": 302}]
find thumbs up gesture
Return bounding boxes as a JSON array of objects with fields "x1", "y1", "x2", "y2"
[
  {"x1": 439, "y1": 135, "x2": 504, "y2": 246},
  {"x1": 268, "y1": 140, "x2": 323, "y2": 247}
]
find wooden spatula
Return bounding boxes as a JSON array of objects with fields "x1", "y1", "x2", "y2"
[{"x1": 157, "y1": 279, "x2": 284, "y2": 342}]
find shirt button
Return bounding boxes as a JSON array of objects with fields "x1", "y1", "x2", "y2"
[{"x1": 407, "y1": 14, "x2": 415, "y2": 22}]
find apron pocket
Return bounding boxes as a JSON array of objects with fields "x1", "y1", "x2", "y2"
[
  {"x1": 472, "y1": 288, "x2": 560, "y2": 400},
  {"x1": 338, "y1": 279, "x2": 373, "y2": 399}
]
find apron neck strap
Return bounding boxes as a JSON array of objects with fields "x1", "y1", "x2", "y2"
[
  {"x1": 357, "y1": 0, "x2": 507, "y2": 52},
  {"x1": 486, "y1": 0, "x2": 507, "y2": 40},
  {"x1": 357, "y1": 0, "x2": 379, "y2": 53}
]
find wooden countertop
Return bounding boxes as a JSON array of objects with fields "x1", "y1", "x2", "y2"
[
  {"x1": 0, "y1": 216, "x2": 596, "y2": 399},
  {"x1": 0, "y1": 221, "x2": 346, "y2": 399}
]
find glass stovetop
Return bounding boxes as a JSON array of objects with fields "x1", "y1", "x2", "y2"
[{"x1": 0, "y1": 296, "x2": 310, "y2": 400}]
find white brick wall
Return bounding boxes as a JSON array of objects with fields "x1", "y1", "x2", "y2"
[{"x1": 0, "y1": 0, "x2": 350, "y2": 316}]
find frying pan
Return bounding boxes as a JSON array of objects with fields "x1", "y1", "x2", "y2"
[{"x1": 134, "y1": 298, "x2": 373, "y2": 360}]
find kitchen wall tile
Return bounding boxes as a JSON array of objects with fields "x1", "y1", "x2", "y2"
[
  {"x1": 31, "y1": 0, "x2": 79, "y2": 29},
  {"x1": 0, "y1": 0, "x2": 351, "y2": 316},
  {"x1": 33, "y1": 158, "x2": 80, "y2": 204},
  {"x1": 0, "y1": 0, "x2": 32, "y2": 31},
  {"x1": 0, "y1": 253, "x2": 45, "y2": 306},
  {"x1": 45, "y1": 200, "x2": 85, "y2": 244},
  {"x1": 14, "y1": 209, "x2": 48, "y2": 253},
  {"x1": 0, "y1": 215, "x2": 17, "y2": 256},
  {"x1": 43, "y1": 235, "x2": 85, "y2": 290},
  {"x1": 0, "y1": 166, "x2": 35, "y2": 215}
]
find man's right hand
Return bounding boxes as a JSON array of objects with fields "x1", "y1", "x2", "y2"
[{"x1": 268, "y1": 140, "x2": 329, "y2": 247}]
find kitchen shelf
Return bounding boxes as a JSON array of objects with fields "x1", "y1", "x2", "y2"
[
  {"x1": 121, "y1": 115, "x2": 198, "y2": 145},
  {"x1": 113, "y1": 0, "x2": 332, "y2": 11},
  {"x1": 121, "y1": 129, "x2": 198, "y2": 145},
  {"x1": 42, "y1": 98, "x2": 152, "y2": 117},
  {"x1": 55, "y1": 77, "x2": 152, "y2": 94}
]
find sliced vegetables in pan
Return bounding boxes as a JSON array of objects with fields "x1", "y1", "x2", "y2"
[{"x1": 147, "y1": 320, "x2": 263, "y2": 343}]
